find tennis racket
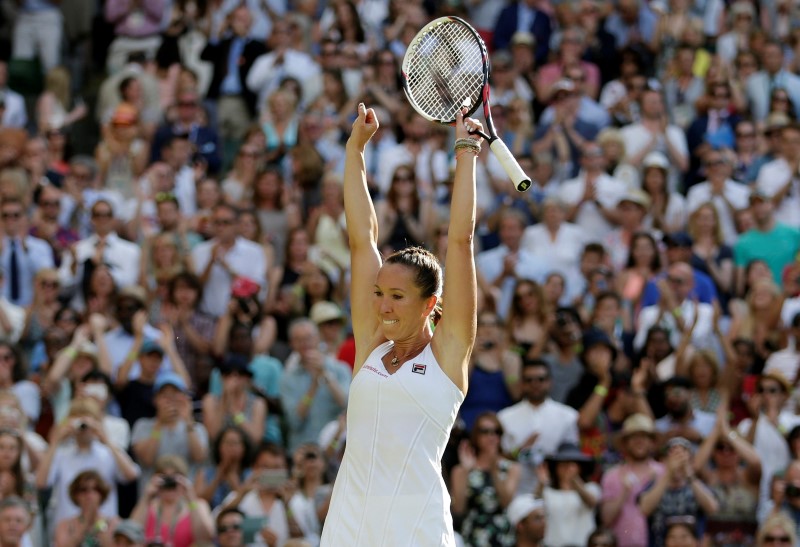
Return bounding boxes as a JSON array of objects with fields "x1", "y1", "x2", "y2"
[{"x1": 401, "y1": 16, "x2": 532, "y2": 192}]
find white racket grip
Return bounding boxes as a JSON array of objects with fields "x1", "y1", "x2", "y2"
[{"x1": 489, "y1": 139, "x2": 532, "y2": 192}]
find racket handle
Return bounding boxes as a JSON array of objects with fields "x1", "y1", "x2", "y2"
[{"x1": 489, "y1": 139, "x2": 532, "y2": 192}]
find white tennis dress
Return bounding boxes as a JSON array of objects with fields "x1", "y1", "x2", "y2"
[{"x1": 321, "y1": 341, "x2": 464, "y2": 547}]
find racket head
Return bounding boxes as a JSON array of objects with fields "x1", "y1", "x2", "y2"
[{"x1": 401, "y1": 16, "x2": 489, "y2": 125}]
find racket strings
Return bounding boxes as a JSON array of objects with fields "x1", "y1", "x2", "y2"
[{"x1": 405, "y1": 21, "x2": 485, "y2": 122}]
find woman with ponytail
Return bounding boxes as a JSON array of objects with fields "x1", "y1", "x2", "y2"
[{"x1": 320, "y1": 104, "x2": 479, "y2": 546}]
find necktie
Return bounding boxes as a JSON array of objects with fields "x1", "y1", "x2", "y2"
[{"x1": 9, "y1": 240, "x2": 19, "y2": 302}]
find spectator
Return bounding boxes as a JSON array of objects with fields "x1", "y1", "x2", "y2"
[
  {"x1": 492, "y1": 0, "x2": 552, "y2": 65},
  {"x1": 756, "y1": 513, "x2": 797, "y2": 547},
  {"x1": 75, "y1": 369, "x2": 130, "y2": 449},
  {"x1": 12, "y1": 0, "x2": 62, "y2": 72},
  {"x1": 745, "y1": 41, "x2": 800, "y2": 122},
  {"x1": 0, "y1": 497, "x2": 32, "y2": 547},
  {"x1": 693, "y1": 408, "x2": 760, "y2": 545},
  {"x1": 451, "y1": 412, "x2": 519, "y2": 547},
  {"x1": 505, "y1": 280, "x2": 552, "y2": 365},
  {"x1": 663, "y1": 516, "x2": 700, "y2": 547},
  {"x1": 0, "y1": 197, "x2": 54, "y2": 308},
  {"x1": 112, "y1": 519, "x2": 145, "y2": 546},
  {"x1": 558, "y1": 141, "x2": 627, "y2": 243},
  {"x1": 686, "y1": 204, "x2": 735, "y2": 312},
  {"x1": 638, "y1": 437, "x2": 719, "y2": 547},
  {"x1": 194, "y1": 425, "x2": 252, "y2": 509},
  {"x1": 35, "y1": 397, "x2": 140, "y2": 525},
  {"x1": 130, "y1": 372, "x2": 209, "y2": 489},
  {"x1": 639, "y1": 152, "x2": 687, "y2": 237},
  {"x1": 498, "y1": 359, "x2": 579, "y2": 496},
  {"x1": 734, "y1": 189, "x2": 800, "y2": 288},
  {"x1": 476, "y1": 209, "x2": 546, "y2": 321},
  {"x1": 506, "y1": 494, "x2": 546, "y2": 547},
  {"x1": 0, "y1": 63, "x2": 27, "y2": 129},
  {"x1": 755, "y1": 122, "x2": 800, "y2": 230},
  {"x1": 620, "y1": 87, "x2": 689, "y2": 193},
  {"x1": 130, "y1": 454, "x2": 215, "y2": 546},
  {"x1": 605, "y1": 189, "x2": 652, "y2": 272},
  {"x1": 54, "y1": 471, "x2": 117, "y2": 546},
  {"x1": 539, "y1": 442, "x2": 600, "y2": 547},
  {"x1": 655, "y1": 376, "x2": 717, "y2": 447},
  {"x1": 217, "y1": 442, "x2": 291, "y2": 547},
  {"x1": 202, "y1": 355, "x2": 267, "y2": 444},
  {"x1": 601, "y1": 414, "x2": 664, "y2": 547},
  {"x1": 540, "y1": 307, "x2": 584, "y2": 404},
  {"x1": 192, "y1": 202, "x2": 268, "y2": 318},
  {"x1": 280, "y1": 319, "x2": 350, "y2": 453},
  {"x1": 375, "y1": 164, "x2": 435, "y2": 254},
  {"x1": 201, "y1": 5, "x2": 267, "y2": 160},
  {"x1": 634, "y1": 262, "x2": 715, "y2": 352},
  {"x1": 461, "y1": 310, "x2": 521, "y2": 432},
  {"x1": 288, "y1": 443, "x2": 332, "y2": 545},
  {"x1": 215, "y1": 507, "x2": 246, "y2": 547}
]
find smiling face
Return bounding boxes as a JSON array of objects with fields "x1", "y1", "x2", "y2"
[{"x1": 373, "y1": 263, "x2": 435, "y2": 340}]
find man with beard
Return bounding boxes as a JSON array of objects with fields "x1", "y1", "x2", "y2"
[
  {"x1": 601, "y1": 414, "x2": 664, "y2": 547},
  {"x1": 498, "y1": 360, "x2": 579, "y2": 495},
  {"x1": 654, "y1": 376, "x2": 716, "y2": 447},
  {"x1": 541, "y1": 307, "x2": 584, "y2": 403}
]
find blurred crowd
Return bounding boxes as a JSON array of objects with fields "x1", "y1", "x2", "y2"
[{"x1": 0, "y1": 0, "x2": 800, "y2": 546}]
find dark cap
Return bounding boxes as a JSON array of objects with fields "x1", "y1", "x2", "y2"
[
  {"x1": 663, "y1": 375, "x2": 693, "y2": 390},
  {"x1": 663, "y1": 231, "x2": 693, "y2": 248},
  {"x1": 219, "y1": 354, "x2": 253, "y2": 377},
  {"x1": 582, "y1": 327, "x2": 618, "y2": 360}
]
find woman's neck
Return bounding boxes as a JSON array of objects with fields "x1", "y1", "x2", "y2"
[{"x1": 302, "y1": 476, "x2": 322, "y2": 496}]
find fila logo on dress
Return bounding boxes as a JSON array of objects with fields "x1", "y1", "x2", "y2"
[{"x1": 412, "y1": 364, "x2": 426, "y2": 375}]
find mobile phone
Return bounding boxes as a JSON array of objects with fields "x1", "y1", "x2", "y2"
[{"x1": 258, "y1": 469, "x2": 288, "y2": 489}]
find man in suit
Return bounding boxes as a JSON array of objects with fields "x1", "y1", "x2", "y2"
[
  {"x1": 493, "y1": 0, "x2": 553, "y2": 66},
  {"x1": 201, "y1": 5, "x2": 266, "y2": 164},
  {"x1": 746, "y1": 40, "x2": 800, "y2": 122}
]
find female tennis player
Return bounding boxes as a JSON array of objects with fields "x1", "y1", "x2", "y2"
[{"x1": 320, "y1": 104, "x2": 478, "y2": 546}]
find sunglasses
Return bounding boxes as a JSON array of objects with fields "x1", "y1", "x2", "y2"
[
  {"x1": 714, "y1": 443, "x2": 733, "y2": 452},
  {"x1": 758, "y1": 386, "x2": 783, "y2": 395},
  {"x1": 218, "y1": 523, "x2": 242, "y2": 533},
  {"x1": 523, "y1": 375, "x2": 549, "y2": 383},
  {"x1": 667, "y1": 276, "x2": 687, "y2": 285},
  {"x1": 476, "y1": 427, "x2": 501, "y2": 436},
  {"x1": 736, "y1": 131, "x2": 755, "y2": 138},
  {"x1": 92, "y1": 211, "x2": 113, "y2": 218},
  {"x1": 1, "y1": 212, "x2": 21, "y2": 219},
  {"x1": 763, "y1": 536, "x2": 792, "y2": 544},
  {"x1": 40, "y1": 200, "x2": 60, "y2": 207}
]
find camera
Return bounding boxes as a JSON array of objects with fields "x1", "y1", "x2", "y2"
[
  {"x1": 786, "y1": 484, "x2": 800, "y2": 498},
  {"x1": 160, "y1": 476, "x2": 178, "y2": 490}
]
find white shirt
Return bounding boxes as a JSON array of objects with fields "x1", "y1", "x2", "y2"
[
  {"x1": 558, "y1": 172, "x2": 627, "y2": 241},
  {"x1": 192, "y1": 237, "x2": 268, "y2": 317},
  {"x1": 216, "y1": 489, "x2": 290, "y2": 546},
  {"x1": 0, "y1": 298, "x2": 25, "y2": 344},
  {"x1": 58, "y1": 232, "x2": 141, "y2": 295},
  {"x1": 476, "y1": 245, "x2": 549, "y2": 320},
  {"x1": 0, "y1": 235, "x2": 54, "y2": 306},
  {"x1": 756, "y1": 157, "x2": 800, "y2": 228},
  {"x1": 764, "y1": 341, "x2": 800, "y2": 385},
  {"x1": 246, "y1": 49, "x2": 321, "y2": 111},
  {"x1": 686, "y1": 179, "x2": 751, "y2": 244},
  {"x1": 46, "y1": 440, "x2": 140, "y2": 524},
  {"x1": 621, "y1": 123, "x2": 688, "y2": 193},
  {"x1": 498, "y1": 398, "x2": 579, "y2": 495},
  {"x1": 520, "y1": 222, "x2": 586, "y2": 299},
  {"x1": 633, "y1": 300, "x2": 715, "y2": 351},
  {"x1": 1, "y1": 88, "x2": 27, "y2": 128},
  {"x1": 544, "y1": 483, "x2": 602, "y2": 547}
]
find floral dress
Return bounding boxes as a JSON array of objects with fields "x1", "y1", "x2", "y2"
[{"x1": 459, "y1": 460, "x2": 515, "y2": 547}]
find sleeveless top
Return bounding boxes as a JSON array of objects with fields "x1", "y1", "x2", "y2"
[
  {"x1": 321, "y1": 341, "x2": 465, "y2": 547},
  {"x1": 460, "y1": 364, "x2": 512, "y2": 432},
  {"x1": 460, "y1": 460, "x2": 515, "y2": 547},
  {"x1": 144, "y1": 505, "x2": 193, "y2": 547}
]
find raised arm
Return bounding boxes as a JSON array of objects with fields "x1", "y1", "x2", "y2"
[
  {"x1": 345, "y1": 104, "x2": 383, "y2": 374},
  {"x1": 433, "y1": 109, "x2": 479, "y2": 393}
]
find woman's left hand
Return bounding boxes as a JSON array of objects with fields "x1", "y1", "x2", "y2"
[{"x1": 454, "y1": 109, "x2": 484, "y2": 144}]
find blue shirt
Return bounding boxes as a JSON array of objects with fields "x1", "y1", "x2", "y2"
[
  {"x1": 220, "y1": 37, "x2": 245, "y2": 95},
  {"x1": 641, "y1": 270, "x2": 719, "y2": 308}
]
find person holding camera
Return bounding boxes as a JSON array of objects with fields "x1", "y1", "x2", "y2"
[
  {"x1": 54, "y1": 470, "x2": 117, "y2": 547},
  {"x1": 130, "y1": 454, "x2": 214, "y2": 547},
  {"x1": 131, "y1": 372, "x2": 209, "y2": 492},
  {"x1": 35, "y1": 397, "x2": 140, "y2": 526},
  {"x1": 217, "y1": 442, "x2": 291, "y2": 546}
]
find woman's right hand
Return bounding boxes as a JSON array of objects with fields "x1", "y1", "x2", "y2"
[
  {"x1": 348, "y1": 103, "x2": 379, "y2": 151},
  {"x1": 144, "y1": 474, "x2": 163, "y2": 501}
]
